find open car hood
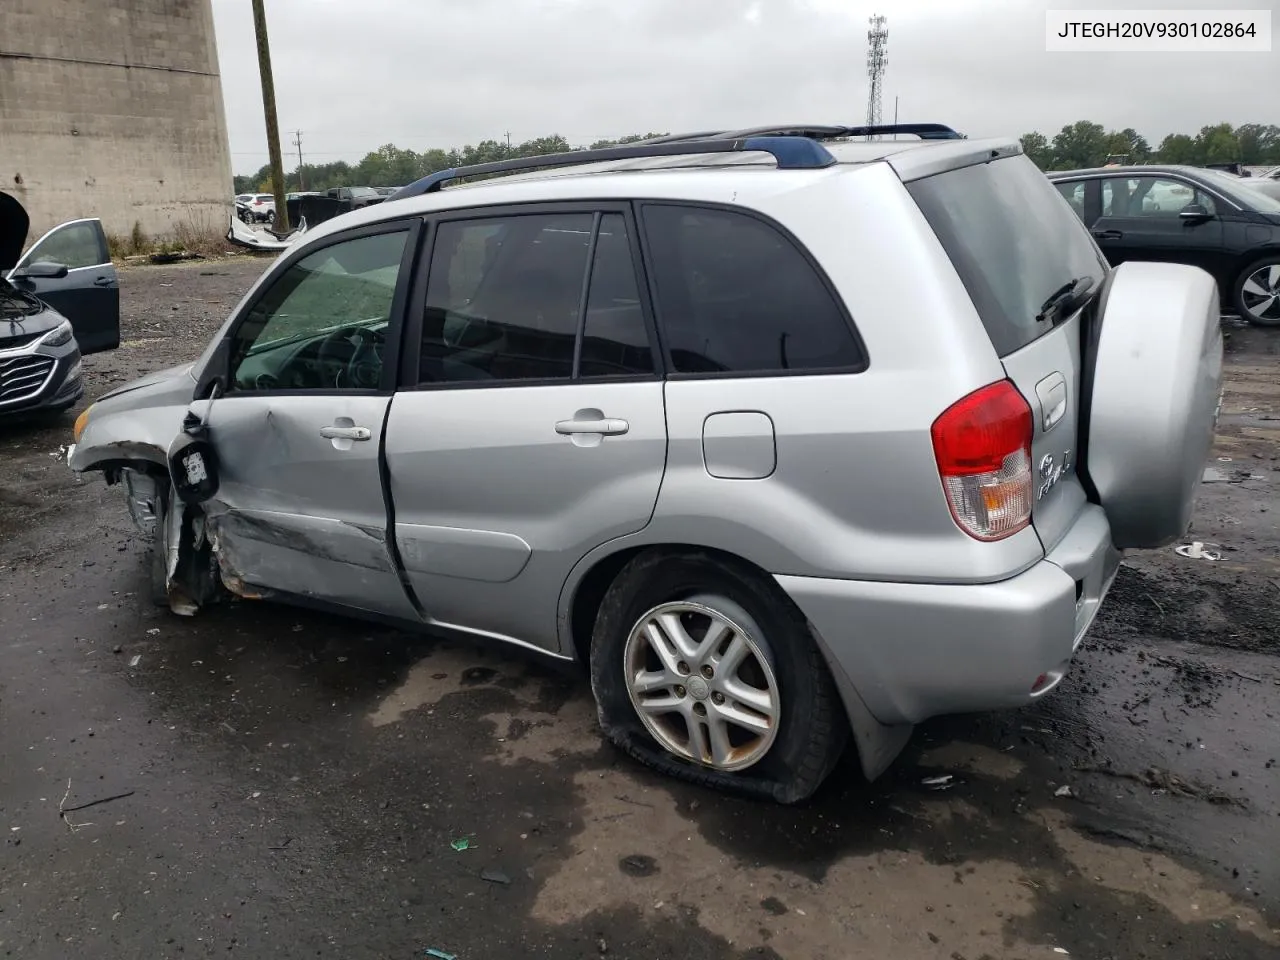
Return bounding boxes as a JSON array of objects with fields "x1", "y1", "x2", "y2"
[{"x1": 0, "y1": 191, "x2": 31, "y2": 271}]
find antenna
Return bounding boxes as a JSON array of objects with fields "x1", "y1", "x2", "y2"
[{"x1": 865, "y1": 14, "x2": 888, "y2": 140}]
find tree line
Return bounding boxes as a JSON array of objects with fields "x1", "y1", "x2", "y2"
[
  {"x1": 1019, "y1": 121, "x2": 1280, "y2": 171},
  {"x1": 233, "y1": 133, "x2": 668, "y2": 194},
  {"x1": 234, "y1": 122, "x2": 1280, "y2": 194}
]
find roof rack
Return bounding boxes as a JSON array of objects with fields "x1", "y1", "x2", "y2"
[
  {"x1": 386, "y1": 135, "x2": 839, "y2": 201},
  {"x1": 652, "y1": 123, "x2": 964, "y2": 143},
  {"x1": 384, "y1": 123, "x2": 964, "y2": 202}
]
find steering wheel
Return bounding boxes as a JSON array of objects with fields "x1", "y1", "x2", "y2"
[
  {"x1": 344, "y1": 327, "x2": 384, "y2": 388},
  {"x1": 312, "y1": 327, "x2": 383, "y2": 389}
]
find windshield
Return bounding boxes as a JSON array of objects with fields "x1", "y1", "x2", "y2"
[
  {"x1": 1198, "y1": 169, "x2": 1280, "y2": 213},
  {"x1": 907, "y1": 155, "x2": 1108, "y2": 357}
]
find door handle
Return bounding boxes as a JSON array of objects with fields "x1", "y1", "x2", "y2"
[
  {"x1": 319, "y1": 424, "x2": 371, "y2": 441},
  {"x1": 555, "y1": 417, "x2": 629, "y2": 436},
  {"x1": 93, "y1": 275, "x2": 113, "y2": 287},
  {"x1": 1092, "y1": 230, "x2": 1123, "y2": 240}
]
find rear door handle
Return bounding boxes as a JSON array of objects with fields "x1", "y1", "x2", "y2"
[
  {"x1": 93, "y1": 275, "x2": 114, "y2": 287},
  {"x1": 319, "y1": 425, "x2": 371, "y2": 441},
  {"x1": 555, "y1": 417, "x2": 629, "y2": 436},
  {"x1": 1092, "y1": 230, "x2": 1123, "y2": 240}
]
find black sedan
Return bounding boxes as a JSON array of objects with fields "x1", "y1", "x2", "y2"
[
  {"x1": 1047, "y1": 165, "x2": 1280, "y2": 326},
  {"x1": 1, "y1": 191, "x2": 120, "y2": 420}
]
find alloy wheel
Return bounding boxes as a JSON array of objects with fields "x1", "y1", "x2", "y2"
[
  {"x1": 1241, "y1": 263, "x2": 1280, "y2": 324},
  {"x1": 623, "y1": 598, "x2": 780, "y2": 772}
]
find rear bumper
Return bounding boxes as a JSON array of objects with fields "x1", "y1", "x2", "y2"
[{"x1": 776, "y1": 504, "x2": 1120, "y2": 726}]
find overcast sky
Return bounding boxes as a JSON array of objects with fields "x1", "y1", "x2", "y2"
[{"x1": 211, "y1": 0, "x2": 1275, "y2": 174}]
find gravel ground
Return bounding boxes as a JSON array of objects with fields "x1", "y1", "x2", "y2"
[{"x1": 1, "y1": 261, "x2": 1278, "y2": 960}]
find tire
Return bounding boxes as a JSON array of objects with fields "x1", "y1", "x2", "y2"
[
  {"x1": 589, "y1": 550, "x2": 847, "y2": 804},
  {"x1": 148, "y1": 486, "x2": 171, "y2": 608},
  {"x1": 1232, "y1": 256, "x2": 1280, "y2": 327}
]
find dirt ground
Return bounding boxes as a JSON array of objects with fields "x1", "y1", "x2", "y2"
[{"x1": 1, "y1": 258, "x2": 1278, "y2": 959}]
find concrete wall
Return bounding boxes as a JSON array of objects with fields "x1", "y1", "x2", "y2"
[{"x1": 0, "y1": 0, "x2": 233, "y2": 241}]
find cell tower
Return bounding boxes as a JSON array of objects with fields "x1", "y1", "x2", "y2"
[{"x1": 865, "y1": 14, "x2": 888, "y2": 139}]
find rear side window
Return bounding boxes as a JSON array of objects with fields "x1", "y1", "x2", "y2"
[
  {"x1": 641, "y1": 205, "x2": 863, "y2": 375},
  {"x1": 908, "y1": 156, "x2": 1107, "y2": 357},
  {"x1": 417, "y1": 211, "x2": 658, "y2": 384},
  {"x1": 420, "y1": 214, "x2": 591, "y2": 382}
]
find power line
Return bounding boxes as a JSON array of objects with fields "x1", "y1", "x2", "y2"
[{"x1": 865, "y1": 14, "x2": 888, "y2": 140}]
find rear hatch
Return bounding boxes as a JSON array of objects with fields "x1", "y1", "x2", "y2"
[{"x1": 907, "y1": 154, "x2": 1109, "y2": 553}]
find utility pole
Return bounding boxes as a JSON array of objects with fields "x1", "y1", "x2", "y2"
[
  {"x1": 251, "y1": 0, "x2": 290, "y2": 231},
  {"x1": 292, "y1": 129, "x2": 305, "y2": 190},
  {"x1": 505, "y1": 131, "x2": 512, "y2": 155}
]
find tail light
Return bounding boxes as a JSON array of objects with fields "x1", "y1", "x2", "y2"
[{"x1": 931, "y1": 380, "x2": 1033, "y2": 541}]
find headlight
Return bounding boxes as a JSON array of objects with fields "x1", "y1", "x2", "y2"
[
  {"x1": 41, "y1": 320, "x2": 75, "y2": 348},
  {"x1": 73, "y1": 404, "x2": 94, "y2": 443}
]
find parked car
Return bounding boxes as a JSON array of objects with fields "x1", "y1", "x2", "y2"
[
  {"x1": 68, "y1": 126, "x2": 1222, "y2": 801},
  {"x1": 1242, "y1": 177, "x2": 1280, "y2": 204},
  {"x1": 1, "y1": 191, "x2": 120, "y2": 420},
  {"x1": 324, "y1": 186, "x2": 384, "y2": 208},
  {"x1": 234, "y1": 194, "x2": 255, "y2": 221},
  {"x1": 1049, "y1": 164, "x2": 1280, "y2": 326},
  {"x1": 245, "y1": 194, "x2": 276, "y2": 224}
]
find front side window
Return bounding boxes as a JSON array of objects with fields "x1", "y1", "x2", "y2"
[
  {"x1": 1102, "y1": 177, "x2": 1215, "y2": 217},
  {"x1": 228, "y1": 229, "x2": 408, "y2": 392},
  {"x1": 641, "y1": 205, "x2": 862, "y2": 375},
  {"x1": 24, "y1": 221, "x2": 107, "y2": 270}
]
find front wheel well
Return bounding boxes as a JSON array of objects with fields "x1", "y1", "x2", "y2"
[{"x1": 567, "y1": 543, "x2": 785, "y2": 666}]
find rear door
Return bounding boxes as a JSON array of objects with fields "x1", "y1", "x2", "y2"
[
  {"x1": 11, "y1": 219, "x2": 119, "y2": 353},
  {"x1": 908, "y1": 155, "x2": 1109, "y2": 553},
  {"x1": 383, "y1": 205, "x2": 667, "y2": 653}
]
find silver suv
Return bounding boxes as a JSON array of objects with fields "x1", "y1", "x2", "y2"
[{"x1": 68, "y1": 124, "x2": 1224, "y2": 802}]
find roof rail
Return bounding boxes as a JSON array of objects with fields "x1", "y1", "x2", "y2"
[
  {"x1": 385, "y1": 136, "x2": 838, "y2": 202},
  {"x1": 652, "y1": 123, "x2": 964, "y2": 143}
]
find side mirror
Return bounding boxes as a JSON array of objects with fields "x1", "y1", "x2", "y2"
[
  {"x1": 168, "y1": 426, "x2": 220, "y2": 505},
  {"x1": 1180, "y1": 204, "x2": 1211, "y2": 222},
  {"x1": 13, "y1": 260, "x2": 70, "y2": 280}
]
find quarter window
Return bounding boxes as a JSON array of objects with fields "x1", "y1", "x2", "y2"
[
  {"x1": 1053, "y1": 181, "x2": 1086, "y2": 220},
  {"x1": 228, "y1": 229, "x2": 408, "y2": 392},
  {"x1": 640, "y1": 205, "x2": 862, "y2": 375}
]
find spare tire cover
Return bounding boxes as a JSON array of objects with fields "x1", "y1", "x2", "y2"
[{"x1": 1089, "y1": 261, "x2": 1223, "y2": 549}]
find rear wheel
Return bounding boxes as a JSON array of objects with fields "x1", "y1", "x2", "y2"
[
  {"x1": 589, "y1": 550, "x2": 846, "y2": 804},
  {"x1": 1233, "y1": 256, "x2": 1280, "y2": 327}
]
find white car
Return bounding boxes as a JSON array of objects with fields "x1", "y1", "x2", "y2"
[{"x1": 245, "y1": 194, "x2": 276, "y2": 224}]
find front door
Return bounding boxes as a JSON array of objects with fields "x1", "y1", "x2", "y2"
[
  {"x1": 200, "y1": 221, "x2": 422, "y2": 620},
  {"x1": 10, "y1": 219, "x2": 120, "y2": 353},
  {"x1": 1089, "y1": 175, "x2": 1225, "y2": 277},
  {"x1": 383, "y1": 207, "x2": 667, "y2": 653}
]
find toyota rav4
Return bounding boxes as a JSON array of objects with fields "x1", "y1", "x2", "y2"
[{"x1": 67, "y1": 124, "x2": 1223, "y2": 802}]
